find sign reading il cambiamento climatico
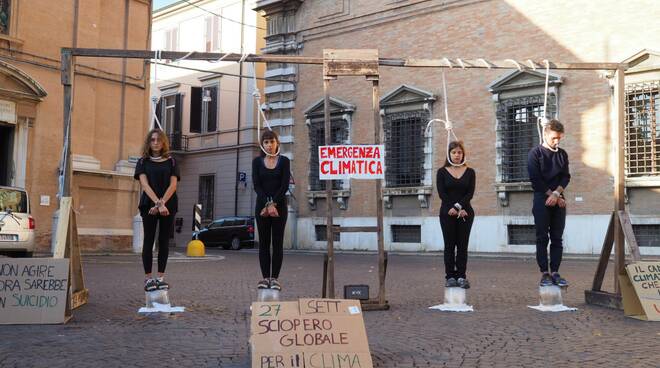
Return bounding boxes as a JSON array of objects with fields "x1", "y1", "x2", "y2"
[
  {"x1": 0, "y1": 258, "x2": 69, "y2": 324},
  {"x1": 623, "y1": 262, "x2": 660, "y2": 321},
  {"x1": 319, "y1": 145, "x2": 384, "y2": 180}
]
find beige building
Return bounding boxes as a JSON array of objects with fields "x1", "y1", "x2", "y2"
[
  {"x1": 254, "y1": 0, "x2": 660, "y2": 254},
  {"x1": 151, "y1": 0, "x2": 266, "y2": 248},
  {"x1": 0, "y1": 0, "x2": 152, "y2": 252}
]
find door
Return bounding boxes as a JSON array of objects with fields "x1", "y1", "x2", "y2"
[{"x1": 0, "y1": 124, "x2": 14, "y2": 186}]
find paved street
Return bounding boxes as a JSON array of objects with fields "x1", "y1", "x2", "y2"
[{"x1": 1, "y1": 249, "x2": 658, "y2": 368}]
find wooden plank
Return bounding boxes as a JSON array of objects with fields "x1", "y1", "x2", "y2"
[
  {"x1": 65, "y1": 48, "x2": 625, "y2": 71},
  {"x1": 584, "y1": 290, "x2": 623, "y2": 310},
  {"x1": 614, "y1": 68, "x2": 626, "y2": 293},
  {"x1": 372, "y1": 79, "x2": 387, "y2": 307},
  {"x1": 323, "y1": 79, "x2": 335, "y2": 299},
  {"x1": 53, "y1": 197, "x2": 72, "y2": 259},
  {"x1": 618, "y1": 210, "x2": 642, "y2": 262},
  {"x1": 69, "y1": 209, "x2": 88, "y2": 309},
  {"x1": 591, "y1": 212, "x2": 615, "y2": 292},
  {"x1": 323, "y1": 49, "x2": 379, "y2": 77},
  {"x1": 333, "y1": 226, "x2": 378, "y2": 233}
]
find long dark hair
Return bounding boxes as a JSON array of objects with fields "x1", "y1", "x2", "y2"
[
  {"x1": 260, "y1": 130, "x2": 280, "y2": 157},
  {"x1": 443, "y1": 140, "x2": 466, "y2": 167},
  {"x1": 141, "y1": 128, "x2": 171, "y2": 158}
]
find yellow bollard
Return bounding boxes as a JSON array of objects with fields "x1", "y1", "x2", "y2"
[{"x1": 186, "y1": 239, "x2": 205, "y2": 257}]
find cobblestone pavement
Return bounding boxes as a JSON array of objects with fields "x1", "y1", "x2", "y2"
[{"x1": 1, "y1": 249, "x2": 659, "y2": 367}]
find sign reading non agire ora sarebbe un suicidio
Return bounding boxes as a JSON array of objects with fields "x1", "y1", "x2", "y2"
[{"x1": 318, "y1": 145, "x2": 384, "y2": 180}]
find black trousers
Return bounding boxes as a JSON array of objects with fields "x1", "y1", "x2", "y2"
[
  {"x1": 141, "y1": 211, "x2": 174, "y2": 274},
  {"x1": 256, "y1": 209, "x2": 288, "y2": 279},
  {"x1": 532, "y1": 193, "x2": 566, "y2": 273},
  {"x1": 439, "y1": 210, "x2": 474, "y2": 280}
]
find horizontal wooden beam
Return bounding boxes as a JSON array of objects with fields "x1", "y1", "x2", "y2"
[
  {"x1": 332, "y1": 226, "x2": 379, "y2": 233},
  {"x1": 64, "y1": 48, "x2": 627, "y2": 71}
]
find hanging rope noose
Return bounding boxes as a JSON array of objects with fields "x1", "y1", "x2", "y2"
[
  {"x1": 537, "y1": 60, "x2": 558, "y2": 152},
  {"x1": 150, "y1": 50, "x2": 163, "y2": 130},
  {"x1": 251, "y1": 62, "x2": 280, "y2": 157},
  {"x1": 425, "y1": 71, "x2": 466, "y2": 166}
]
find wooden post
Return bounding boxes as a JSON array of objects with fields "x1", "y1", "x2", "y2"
[
  {"x1": 61, "y1": 50, "x2": 74, "y2": 198},
  {"x1": 614, "y1": 67, "x2": 626, "y2": 293},
  {"x1": 371, "y1": 77, "x2": 386, "y2": 306},
  {"x1": 323, "y1": 78, "x2": 335, "y2": 299}
]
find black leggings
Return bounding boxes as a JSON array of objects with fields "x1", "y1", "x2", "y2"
[
  {"x1": 439, "y1": 211, "x2": 474, "y2": 280},
  {"x1": 256, "y1": 210, "x2": 288, "y2": 279},
  {"x1": 141, "y1": 211, "x2": 174, "y2": 274}
]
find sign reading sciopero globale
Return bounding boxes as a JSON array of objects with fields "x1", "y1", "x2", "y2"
[{"x1": 319, "y1": 145, "x2": 384, "y2": 180}]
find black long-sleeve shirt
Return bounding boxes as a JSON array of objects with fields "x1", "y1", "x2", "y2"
[
  {"x1": 436, "y1": 167, "x2": 476, "y2": 214},
  {"x1": 527, "y1": 145, "x2": 570, "y2": 194},
  {"x1": 252, "y1": 155, "x2": 291, "y2": 211}
]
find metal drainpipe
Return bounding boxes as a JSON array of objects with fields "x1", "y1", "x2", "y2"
[{"x1": 234, "y1": 0, "x2": 246, "y2": 216}]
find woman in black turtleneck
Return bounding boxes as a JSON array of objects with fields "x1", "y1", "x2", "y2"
[
  {"x1": 436, "y1": 141, "x2": 475, "y2": 289},
  {"x1": 252, "y1": 130, "x2": 290, "y2": 292}
]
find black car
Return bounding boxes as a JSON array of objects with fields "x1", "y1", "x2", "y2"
[{"x1": 193, "y1": 216, "x2": 257, "y2": 250}]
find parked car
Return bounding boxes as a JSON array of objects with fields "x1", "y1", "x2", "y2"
[
  {"x1": 0, "y1": 186, "x2": 35, "y2": 257},
  {"x1": 192, "y1": 216, "x2": 257, "y2": 250}
]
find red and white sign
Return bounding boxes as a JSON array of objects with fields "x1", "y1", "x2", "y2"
[{"x1": 319, "y1": 145, "x2": 385, "y2": 180}]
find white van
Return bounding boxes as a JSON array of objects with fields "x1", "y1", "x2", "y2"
[{"x1": 0, "y1": 186, "x2": 35, "y2": 257}]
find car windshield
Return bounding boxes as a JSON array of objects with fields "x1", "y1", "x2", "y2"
[{"x1": 0, "y1": 188, "x2": 28, "y2": 213}]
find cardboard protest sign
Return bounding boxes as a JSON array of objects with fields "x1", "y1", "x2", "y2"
[
  {"x1": 0, "y1": 258, "x2": 70, "y2": 324},
  {"x1": 251, "y1": 298, "x2": 373, "y2": 368},
  {"x1": 319, "y1": 145, "x2": 384, "y2": 180},
  {"x1": 621, "y1": 262, "x2": 660, "y2": 321}
]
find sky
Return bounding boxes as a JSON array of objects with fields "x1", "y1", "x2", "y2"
[{"x1": 153, "y1": 0, "x2": 181, "y2": 11}]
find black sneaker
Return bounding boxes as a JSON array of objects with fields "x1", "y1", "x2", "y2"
[
  {"x1": 551, "y1": 273, "x2": 568, "y2": 287},
  {"x1": 156, "y1": 277, "x2": 169, "y2": 290},
  {"x1": 257, "y1": 279, "x2": 270, "y2": 289},
  {"x1": 457, "y1": 277, "x2": 470, "y2": 289},
  {"x1": 540, "y1": 273, "x2": 553, "y2": 287},
  {"x1": 445, "y1": 277, "x2": 458, "y2": 287},
  {"x1": 270, "y1": 279, "x2": 282, "y2": 291},
  {"x1": 144, "y1": 278, "x2": 158, "y2": 292}
]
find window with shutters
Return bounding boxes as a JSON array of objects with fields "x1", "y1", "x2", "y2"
[
  {"x1": 190, "y1": 84, "x2": 218, "y2": 134},
  {"x1": 156, "y1": 93, "x2": 183, "y2": 150}
]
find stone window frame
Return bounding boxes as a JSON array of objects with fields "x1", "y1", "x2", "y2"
[
  {"x1": 621, "y1": 50, "x2": 660, "y2": 188},
  {"x1": 379, "y1": 85, "x2": 436, "y2": 209},
  {"x1": 488, "y1": 70, "x2": 562, "y2": 206},
  {"x1": 303, "y1": 97, "x2": 355, "y2": 210}
]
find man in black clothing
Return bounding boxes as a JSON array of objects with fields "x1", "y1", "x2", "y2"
[{"x1": 527, "y1": 119, "x2": 570, "y2": 287}]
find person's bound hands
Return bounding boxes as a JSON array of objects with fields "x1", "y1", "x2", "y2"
[
  {"x1": 267, "y1": 204, "x2": 279, "y2": 217},
  {"x1": 557, "y1": 197, "x2": 566, "y2": 208},
  {"x1": 458, "y1": 209, "x2": 468, "y2": 218},
  {"x1": 545, "y1": 195, "x2": 558, "y2": 207},
  {"x1": 448, "y1": 208, "x2": 458, "y2": 217}
]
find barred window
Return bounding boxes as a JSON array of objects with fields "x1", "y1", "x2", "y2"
[
  {"x1": 315, "y1": 225, "x2": 340, "y2": 241},
  {"x1": 391, "y1": 225, "x2": 421, "y2": 243},
  {"x1": 384, "y1": 110, "x2": 428, "y2": 187},
  {"x1": 625, "y1": 81, "x2": 660, "y2": 177},
  {"x1": 507, "y1": 225, "x2": 536, "y2": 245},
  {"x1": 496, "y1": 95, "x2": 556, "y2": 183},
  {"x1": 633, "y1": 224, "x2": 660, "y2": 247},
  {"x1": 308, "y1": 119, "x2": 348, "y2": 191},
  {"x1": 0, "y1": 1, "x2": 10, "y2": 35}
]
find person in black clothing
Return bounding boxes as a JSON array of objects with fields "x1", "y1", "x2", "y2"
[
  {"x1": 252, "y1": 130, "x2": 290, "y2": 291},
  {"x1": 133, "y1": 128, "x2": 180, "y2": 292},
  {"x1": 527, "y1": 119, "x2": 570, "y2": 287},
  {"x1": 436, "y1": 141, "x2": 476, "y2": 289}
]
